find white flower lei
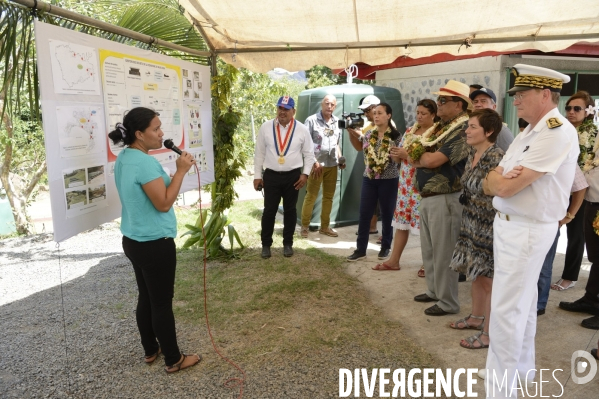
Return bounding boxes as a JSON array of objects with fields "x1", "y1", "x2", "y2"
[
  {"x1": 578, "y1": 119, "x2": 599, "y2": 172},
  {"x1": 420, "y1": 113, "x2": 469, "y2": 148}
]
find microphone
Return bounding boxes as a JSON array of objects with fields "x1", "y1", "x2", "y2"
[{"x1": 163, "y1": 139, "x2": 182, "y2": 155}]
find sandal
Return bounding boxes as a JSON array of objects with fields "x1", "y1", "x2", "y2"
[
  {"x1": 551, "y1": 279, "x2": 576, "y2": 291},
  {"x1": 417, "y1": 267, "x2": 425, "y2": 278},
  {"x1": 460, "y1": 331, "x2": 489, "y2": 349},
  {"x1": 165, "y1": 353, "x2": 201, "y2": 374},
  {"x1": 450, "y1": 314, "x2": 484, "y2": 330},
  {"x1": 144, "y1": 347, "x2": 161, "y2": 364},
  {"x1": 372, "y1": 263, "x2": 400, "y2": 271},
  {"x1": 376, "y1": 236, "x2": 382, "y2": 245}
]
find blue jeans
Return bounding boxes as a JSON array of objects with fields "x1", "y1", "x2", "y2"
[
  {"x1": 356, "y1": 176, "x2": 399, "y2": 254},
  {"x1": 537, "y1": 230, "x2": 560, "y2": 311}
]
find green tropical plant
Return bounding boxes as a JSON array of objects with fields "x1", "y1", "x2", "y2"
[{"x1": 181, "y1": 209, "x2": 244, "y2": 257}]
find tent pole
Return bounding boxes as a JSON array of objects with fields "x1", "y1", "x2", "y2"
[{"x1": 8, "y1": 0, "x2": 211, "y2": 58}]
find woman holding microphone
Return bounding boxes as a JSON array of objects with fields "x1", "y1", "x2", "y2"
[{"x1": 108, "y1": 107, "x2": 200, "y2": 373}]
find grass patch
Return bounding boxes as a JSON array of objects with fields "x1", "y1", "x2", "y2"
[{"x1": 172, "y1": 199, "x2": 440, "y2": 394}]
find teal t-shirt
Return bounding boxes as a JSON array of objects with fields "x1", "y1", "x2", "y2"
[{"x1": 115, "y1": 148, "x2": 177, "y2": 241}]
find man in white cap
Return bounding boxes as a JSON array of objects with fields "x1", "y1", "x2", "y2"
[
  {"x1": 481, "y1": 64, "x2": 579, "y2": 397},
  {"x1": 254, "y1": 96, "x2": 316, "y2": 259},
  {"x1": 469, "y1": 87, "x2": 514, "y2": 151},
  {"x1": 411, "y1": 80, "x2": 471, "y2": 316}
]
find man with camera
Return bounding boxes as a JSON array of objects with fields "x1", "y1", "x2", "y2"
[
  {"x1": 300, "y1": 95, "x2": 345, "y2": 238},
  {"x1": 410, "y1": 80, "x2": 471, "y2": 317},
  {"x1": 254, "y1": 96, "x2": 316, "y2": 259}
]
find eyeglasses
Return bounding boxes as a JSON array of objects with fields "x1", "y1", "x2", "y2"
[
  {"x1": 512, "y1": 92, "x2": 527, "y2": 102},
  {"x1": 437, "y1": 97, "x2": 458, "y2": 105},
  {"x1": 565, "y1": 105, "x2": 584, "y2": 112}
]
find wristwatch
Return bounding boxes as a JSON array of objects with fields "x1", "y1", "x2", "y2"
[{"x1": 565, "y1": 211, "x2": 575, "y2": 220}]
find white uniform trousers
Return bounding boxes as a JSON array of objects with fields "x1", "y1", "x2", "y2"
[{"x1": 485, "y1": 215, "x2": 558, "y2": 399}]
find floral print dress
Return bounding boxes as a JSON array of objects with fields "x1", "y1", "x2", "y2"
[{"x1": 392, "y1": 133, "x2": 421, "y2": 234}]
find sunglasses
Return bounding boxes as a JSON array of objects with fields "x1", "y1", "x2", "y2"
[
  {"x1": 437, "y1": 97, "x2": 458, "y2": 105},
  {"x1": 565, "y1": 105, "x2": 583, "y2": 112}
]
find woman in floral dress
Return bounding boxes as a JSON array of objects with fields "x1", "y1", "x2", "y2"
[
  {"x1": 383, "y1": 100, "x2": 437, "y2": 272},
  {"x1": 449, "y1": 109, "x2": 504, "y2": 349}
]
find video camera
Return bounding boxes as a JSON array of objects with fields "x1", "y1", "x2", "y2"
[{"x1": 338, "y1": 112, "x2": 365, "y2": 129}]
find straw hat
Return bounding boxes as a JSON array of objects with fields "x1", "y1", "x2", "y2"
[{"x1": 433, "y1": 80, "x2": 473, "y2": 109}]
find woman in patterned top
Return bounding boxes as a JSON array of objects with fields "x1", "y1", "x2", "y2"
[
  {"x1": 383, "y1": 99, "x2": 437, "y2": 271},
  {"x1": 347, "y1": 103, "x2": 402, "y2": 263},
  {"x1": 448, "y1": 109, "x2": 505, "y2": 349},
  {"x1": 550, "y1": 90, "x2": 598, "y2": 291}
]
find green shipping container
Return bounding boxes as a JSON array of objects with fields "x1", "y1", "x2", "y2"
[{"x1": 294, "y1": 84, "x2": 405, "y2": 229}]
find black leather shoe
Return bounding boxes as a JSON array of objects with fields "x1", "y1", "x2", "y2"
[
  {"x1": 414, "y1": 293, "x2": 435, "y2": 303},
  {"x1": 261, "y1": 246, "x2": 271, "y2": 259},
  {"x1": 378, "y1": 248, "x2": 390, "y2": 259},
  {"x1": 459, "y1": 273, "x2": 467, "y2": 282},
  {"x1": 347, "y1": 250, "x2": 366, "y2": 261},
  {"x1": 283, "y1": 245, "x2": 293, "y2": 257},
  {"x1": 537, "y1": 309, "x2": 545, "y2": 316},
  {"x1": 559, "y1": 298, "x2": 599, "y2": 315},
  {"x1": 581, "y1": 315, "x2": 599, "y2": 330},
  {"x1": 424, "y1": 304, "x2": 450, "y2": 316},
  {"x1": 592, "y1": 348, "x2": 598, "y2": 360}
]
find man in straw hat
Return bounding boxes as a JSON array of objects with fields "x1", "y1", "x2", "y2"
[
  {"x1": 480, "y1": 64, "x2": 579, "y2": 397},
  {"x1": 411, "y1": 80, "x2": 471, "y2": 316}
]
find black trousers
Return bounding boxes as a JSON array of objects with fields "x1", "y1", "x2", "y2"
[
  {"x1": 583, "y1": 202, "x2": 599, "y2": 305},
  {"x1": 122, "y1": 236, "x2": 181, "y2": 366},
  {"x1": 261, "y1": 168, "x2": 301, "y2": 247},
  {"x1": 561, "y1": 198, "x2": 587, "y2": 281}
]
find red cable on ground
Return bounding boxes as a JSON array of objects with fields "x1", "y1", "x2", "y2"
[{"x1": 192, "y1": 163, "x2": 246, "y2": 398}]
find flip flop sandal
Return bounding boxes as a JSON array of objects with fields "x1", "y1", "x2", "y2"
[
  {"x1": 376, "y1": 236, "x2": 382, "y2": 244},
  {"x1": 417, "y1": 267, "x2": 425, "y2": 278},
  {"x1": 372, "y1": 263, "x2": 400, "y2": 271},
  {"x1": 450, "y1": 314, "x2": 485, "y2": 330},
  {"x1": 355, "y1": 230, "x2": 379, "y2": 235},
  {"x1": 144, "y1": 347, "x2": 161, "y2": 364},
  {"x1": 551, "y1": 279, "x2": 576, "y2": 291},
  {"x1": 165, "y1": 353, "x2": 201, "y2": 374},
  {"x1": 460, "y1": 331, "x2": 489, "y2": 349}
]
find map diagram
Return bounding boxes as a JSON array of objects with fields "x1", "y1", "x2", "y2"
[
  {"x1": 49, "y1": 40, "x2": 101, "y2": 95},
  {"x1": 56, "y1": 105, "x2": 105, "y2": 158}
]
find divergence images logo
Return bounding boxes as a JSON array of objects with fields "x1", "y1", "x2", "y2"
[{"x1": 571, "y1": 350, "x2": 597, "y2": 385}]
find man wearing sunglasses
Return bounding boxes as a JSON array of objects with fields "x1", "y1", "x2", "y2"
[
  {"x1": 254, "y1": 96, "x2": 316, "y2": 259},
  {"x1": 481, "y1": 64, "x2": 579, "y2": 395},
  {"x1": 410, "y1": 80, "x2": 471, "y2": 317},
  {"x1": 469, "y1": 87, "x2": 514, "y2": 151}
]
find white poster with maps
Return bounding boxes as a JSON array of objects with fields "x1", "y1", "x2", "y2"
[
  {"x1": 49, "y1": 40, "x2": 101, "y2": 95},
  {"x1": 100, "y1": 50, "x2": 183, "y2": 162},
  {"x1": 55, "y1": 105, "x2": 105, "y2": 158},
  {"x1": 62, "y1": 165, "x2": 108, "y2": 219}
]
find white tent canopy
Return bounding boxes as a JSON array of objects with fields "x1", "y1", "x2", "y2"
[{"x1": 180, "y1": 0, "x2": 599, "y2": 72}]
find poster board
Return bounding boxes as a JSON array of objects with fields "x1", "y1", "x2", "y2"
[{"x1": 34, "y1": 21, "x2": 213, "y2": 242}]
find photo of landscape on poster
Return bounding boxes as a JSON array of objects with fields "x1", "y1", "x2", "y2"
[
  {"x1": 62, "y1": 165, "x2": 108, "y2": 219},
  {"x1": 99, "y1": 49, "x2": 183, "y2": 162},
  {"x1": 55, "y1": 105, "x2": 105, "y2": 158},
  {"x1": 49, "y1": 40, "x2": 102, "y2": 95}
]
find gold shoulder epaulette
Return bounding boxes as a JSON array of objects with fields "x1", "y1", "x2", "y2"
[{"x1": 546, "y1": 118, "x2": 563, "y2": 129}]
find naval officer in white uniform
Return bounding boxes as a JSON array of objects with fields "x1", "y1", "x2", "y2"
[{"x1": 481, "y1": 64, "x2": 579, "y2": 398}]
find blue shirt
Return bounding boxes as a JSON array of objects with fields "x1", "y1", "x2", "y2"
[{"x1": 115, "y1": 148, "x2": 177, "y2": 241}]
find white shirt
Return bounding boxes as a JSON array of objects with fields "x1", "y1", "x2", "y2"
[
  {"x1": 493, "y1": 108, "x2": 579, "y2": 222},
  {"x1": 254, "y1": 118, "x2": 315, "y2": 178}
]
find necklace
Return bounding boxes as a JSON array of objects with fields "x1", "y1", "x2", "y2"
[
  {"x1": 366, "y1": 127, "x2": 393, "y2": 179},
  {"x1": 421, "y1": 112, "x2": 469, "y2": 147}
]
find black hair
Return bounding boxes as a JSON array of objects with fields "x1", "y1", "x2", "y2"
[
  {"x1": 567, "y1": 90, "x2": 595, "y2": 121},
  {"x1": 417, "y1": 99, "x2": 440, "y2": 122},
  {"x1": 452, "y1": 96, "x2": 469, "y2": 112},
  {"x1": 469, "y1": 84, "x2": 483, "y2": 90},
  {"x1": 375, "y1": 103, "x2": 401, "y2": 140},
  {"x1": 108, "y1": 107, "x2": 159, "y2": 146},
  {"x1": 518, "y1": 118, "x2": 528, "y2": 129}
]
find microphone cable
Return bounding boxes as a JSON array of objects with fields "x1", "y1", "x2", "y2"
[{"x1": 191, "y1": 162, "x2": 246, "y2": 398}]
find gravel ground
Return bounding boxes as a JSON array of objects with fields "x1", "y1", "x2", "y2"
[{"x1": 0, "y1": 223, "x2": 417, "y2": 399}]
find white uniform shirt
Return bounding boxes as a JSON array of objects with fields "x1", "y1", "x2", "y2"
[
  {"x1": 493, "y1": 108, "x2": 579, "y2": 223},
  {"x1": 254, "y1": 118, "x2": 315, "y2": 178}
]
